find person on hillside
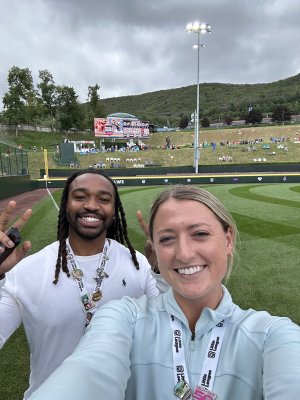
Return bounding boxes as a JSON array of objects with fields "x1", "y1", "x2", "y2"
[
  {"x1": 0, "y1": 169, "x2": 159, "y2": 399},
  {"x1": 29, "y1": 186, "x2": 300, "y2": 400}
]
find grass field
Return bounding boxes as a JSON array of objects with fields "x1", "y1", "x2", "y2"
[{"x1": 1, "y1": 183, "x2": 300, "y2": 399}]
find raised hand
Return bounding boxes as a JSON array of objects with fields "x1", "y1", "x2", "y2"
[
  {"x1": 0, "y1": 201, "x2": 32, "y2": 275},
  {"x1": 136, "y1": 210, "x2": 158, "y2": 272}
]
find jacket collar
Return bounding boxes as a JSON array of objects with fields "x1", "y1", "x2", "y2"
[{"x1": 163, "y1": 285, "x2": 234, "y2": 335}]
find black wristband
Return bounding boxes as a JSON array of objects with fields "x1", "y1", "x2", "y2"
[{"x1": 0, "y1": 273, "x2": 5, "y2": 280}]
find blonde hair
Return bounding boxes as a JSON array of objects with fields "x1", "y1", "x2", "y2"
[{"x1": 148, "y1": 186, "x2": 238, "y2": 280}]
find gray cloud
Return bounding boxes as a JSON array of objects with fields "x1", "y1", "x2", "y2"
[{"x1": 0, "y1": 0, "x2": 299, "y2": 110}]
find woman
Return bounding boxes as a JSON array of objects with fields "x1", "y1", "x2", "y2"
[{"x1": 30, "y1": 186, "x2": 300, "y2": 400}]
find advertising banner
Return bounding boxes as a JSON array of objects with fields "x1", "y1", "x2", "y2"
[{"x1": 94, "y1": 117, "x2": 149, "y2": 138}]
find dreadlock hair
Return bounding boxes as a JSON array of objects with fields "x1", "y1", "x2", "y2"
[{"x1": 53, "y1": 169, "x2": 139, "y2": 284}]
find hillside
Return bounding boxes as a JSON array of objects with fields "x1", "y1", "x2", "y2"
[
  {"x1": 1, "y1": 124, "x2": 300, "y2": 179},
  {"x1": 101, "y1": 73, "x2": 300, "y2": 126}
]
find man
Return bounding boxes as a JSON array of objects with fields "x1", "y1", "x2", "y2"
[{"x1": 0, "y1": 169, "x2": 158, "y2": 399}]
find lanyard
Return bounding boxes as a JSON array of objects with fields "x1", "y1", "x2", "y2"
[
  {"x1": 66, "y1": 239, "x2": 110, "y2": 326},
  {"x1": 169, "y1": 314, "x2": 226, "y2": 398}
]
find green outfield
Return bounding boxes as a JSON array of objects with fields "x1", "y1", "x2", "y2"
[{"x1": 1, "y1": 183, "x2": 300, "y2": 399}]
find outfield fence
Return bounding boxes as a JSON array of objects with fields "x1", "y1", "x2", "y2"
[
  {"x1": 0, "y1": 123, "x2": 52, "y2": 132},
  {"x1": 0, "y1": 143, "x2": 28, "y2": 176}
]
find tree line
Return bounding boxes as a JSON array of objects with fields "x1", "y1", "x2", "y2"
[
  {"x1": 200, "y1": 105, "x2": 293, "y2": 128},
  {"x1": 177, "y1": 104, "x2": 292, "y2": 130},
  {"x1": 0, "y1": 66, "x2": 106, "y2": 133}
]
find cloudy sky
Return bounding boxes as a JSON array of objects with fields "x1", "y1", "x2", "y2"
[{"x1": 0, "y1": 0, "x2": 300, "y2": 108}]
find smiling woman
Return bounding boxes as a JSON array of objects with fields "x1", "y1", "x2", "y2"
[
  {"x1": 29, "y1": 185, "x2": 300, "y2": 400},
  {"x1": 148, "y1": 188, "x2": 236, "y2": 332}
]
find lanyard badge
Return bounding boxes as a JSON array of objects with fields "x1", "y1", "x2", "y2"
[
  {"x1": 66, "y1": 240, "x2": 110, "y2": 326},
  {"x1": 193, "y1": 386, "x2": 217, "y2": 400},
  {"x1": 170, "y1": 315, "x2": 226, "y2": 400},
  {"x1": 174, "y1": 380, "x2": 193, "y2": 399}
]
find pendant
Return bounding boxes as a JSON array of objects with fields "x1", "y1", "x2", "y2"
[
  {"x1": 93, "y1": 275, "x2": 102, "y2": 285},
  {"x1": 99, "y1": 270, "x2": 109, "y2": 278},
  {"x1": 92, "y1": 290, "x2": 102, "y2": 301},
  {"x1": 174, "y1": 380, "x2": 193, "y2": 400},
  {"x1": 72, "y1": 268, "x2": 83, "y2": 279},
  {"x1": 85, "y1": 312, "x2": 93, "y2": 328},
  {"x1": 81, "y1": 294, "x2": 94, "y2": 311}
]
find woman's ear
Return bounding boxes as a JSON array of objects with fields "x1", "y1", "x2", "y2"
[{"x1": 225, "y1": 227, "x2": 234, "y2": 255}]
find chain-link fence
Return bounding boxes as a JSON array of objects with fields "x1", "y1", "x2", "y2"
[{"x1": 0, "y1": 144, "x2": 28, "y2": 176}]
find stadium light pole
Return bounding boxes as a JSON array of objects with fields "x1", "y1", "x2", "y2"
[{"x1": 186, "y1": 21, "x2": 212, "y2": 173}]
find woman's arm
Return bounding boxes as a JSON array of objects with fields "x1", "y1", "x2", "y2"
[
  {"x1": 263, "y1": 317, "x2": 300, "y2": 399},
  {"x1": 29, "y1": 298, "x2": 135, "y2": 400}
]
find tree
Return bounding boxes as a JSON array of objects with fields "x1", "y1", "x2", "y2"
[
  {"x1": 56, "y1": 86, "x2": 83, "y2": 132},
  {"x1": 178, "y1": 114, "x2": 189, "y2": 129},
  {"x1": 244, "y1": 108, "x2": 263, "y2": 125},
  {"x1": 2, "y1": 66, "x2": 34, "y2": 135},
  {"x1": 37, "y1": 70, "x2": 57, "y2": 131},
  {"x1": 201, "y1": 116, "x2": 210, "y2": 128},
  {"x1": 271, "y1": 105, "x2": 292, "y2": 124},
  {"x1": 26, "y1": 89, "x2": 45, "y2": 126},
  {"x1": 87, "y1": 84, "x2": 105, "y2": 130},
  {"x1": 224, "y1": 114, "x2": 233, "y2": 126}
]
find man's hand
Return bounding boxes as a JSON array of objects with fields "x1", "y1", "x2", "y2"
[
  {"x1": 0, "y1": 201, "x2": 32, "y2": 275},
  {"x1": 136, "y1": 210, "x2": 158, "y2": 272},
  {"x1": 136, "y1": 210, "x2": 149, "y2": 237}
]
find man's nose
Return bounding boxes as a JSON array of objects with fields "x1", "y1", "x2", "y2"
[{"x1": 84, "y1": 197, "x2": 100, "y2": 210}]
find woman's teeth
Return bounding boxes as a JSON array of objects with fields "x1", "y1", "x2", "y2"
[{"x1": 177, "y1": 266, "x2": 204, "y2": 275}]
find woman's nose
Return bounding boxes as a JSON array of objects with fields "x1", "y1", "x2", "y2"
[{"x1": 176, "y1": 236, "x2": 193, "y2": 264}]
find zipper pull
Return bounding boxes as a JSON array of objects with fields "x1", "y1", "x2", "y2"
[{"x1": 190, "y1": 331, "x2": 195, "y2": 350}]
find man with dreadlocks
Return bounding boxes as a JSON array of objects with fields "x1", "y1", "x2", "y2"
[{"x1": 0, "y1": 169, "x2": 159, "y2": 399}]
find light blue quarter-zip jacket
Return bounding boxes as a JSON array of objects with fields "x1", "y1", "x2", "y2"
[{"x1": 30, "y1": 286, "x2": 300, "y2": 400}]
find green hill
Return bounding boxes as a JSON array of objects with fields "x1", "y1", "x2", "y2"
[{"x1": 101, "y1": 73, "x2": 300, "y2": 126}]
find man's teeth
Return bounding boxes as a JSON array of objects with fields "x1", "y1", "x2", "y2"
[
  {"x1": 82, "y1": 216, "x2": 99, "y2": 222},
  {"x1": 177, "y1": 266, "x2": 204, "y2": 275}
]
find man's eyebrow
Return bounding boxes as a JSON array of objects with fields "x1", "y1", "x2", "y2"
[{"x1": 71, "y1": 188, "x2": 113, "y2": 196}]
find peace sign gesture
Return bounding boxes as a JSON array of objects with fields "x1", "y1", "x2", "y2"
[
  {"x1": 136, "y1": 210, "x2": 158, "y2": 272},
  {"x1": 0, "y1": 201, "x2": 32, "y2": 276}
]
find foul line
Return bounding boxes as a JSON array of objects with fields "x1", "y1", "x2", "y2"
[{"x1": 45, "y1": 180, "x2": 59, "y2": 212}]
